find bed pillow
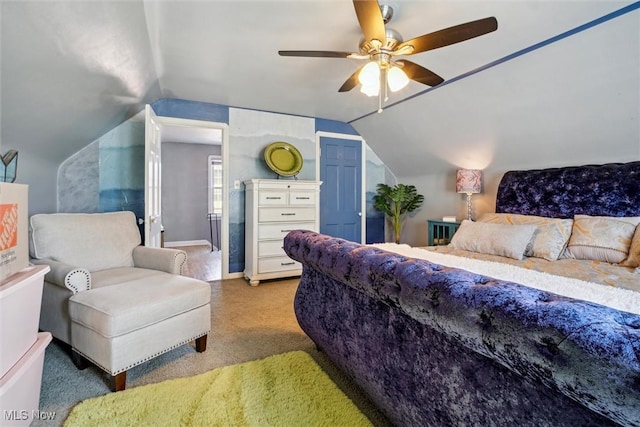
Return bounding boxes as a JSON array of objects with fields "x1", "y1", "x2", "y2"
[
  {"x1": 478, "y1": 213, "x2": 573, "y2": 261},
  {"x1": 449, "y1": 220, "x2": 537, "y2": 260},
  {"x1": 620, "y1": 225, "x2": 640, "y2": 268},
  {"x1": 566, "y1": 215, "x2": 640, "y2": 264}
]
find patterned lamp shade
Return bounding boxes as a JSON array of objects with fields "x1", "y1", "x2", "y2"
[{"x1": 456, "y1": 169, "x2": 482, "y2": 194}]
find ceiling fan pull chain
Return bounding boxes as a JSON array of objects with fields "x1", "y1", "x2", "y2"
[
  {"x1": 384, "y1": 68, "x2": 390, "y2": 103},
  {"x1": 378, "y1": 64, "x2": 384, "y2": 113}
]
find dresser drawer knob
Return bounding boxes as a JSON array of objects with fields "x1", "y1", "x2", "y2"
[
  {"x1": 281, "y1": 213, "x2": 296, "y2": 216},
  {"x1": 281, "y1": 261, "x2": 295, "y2": 266},
  {"x1": 295, "y1": 197, "x2": 310, "y2": 200},
  {"x1": 266, "y1": 196, "x2": 282, "y2": 200}
]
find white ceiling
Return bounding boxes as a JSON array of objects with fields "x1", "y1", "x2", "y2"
[{"x1": 1, "y1": 1, "x2": 638, "y2": 174}]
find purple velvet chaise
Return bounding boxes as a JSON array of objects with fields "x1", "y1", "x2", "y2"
[{"x1": 284, "y1": 162, "x2": 640, "y2": 427}]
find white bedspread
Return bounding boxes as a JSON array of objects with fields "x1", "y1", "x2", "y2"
[{"x1": 372, "y1": 243, "x2": 640, "y2": 316}]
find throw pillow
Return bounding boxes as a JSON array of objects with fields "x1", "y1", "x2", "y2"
[
  {"x1": 620, "y1": 225, "x2": 640, "y2": 268},
  {"x1": 449, "y1": 220, "x2": 537, "y2": 260},
  {"x1": 566, "y1": 215, "x2": 640, "y2": 264},
  {"x1": 478, "y1": 213, "x2": 573, "y2": 261}
]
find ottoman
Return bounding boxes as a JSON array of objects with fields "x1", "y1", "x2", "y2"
[{"x1": 68, "y1": 268, "x2": 211, "y2": 391}]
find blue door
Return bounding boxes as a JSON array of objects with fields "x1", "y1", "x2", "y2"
[{"x1": 319, "y1": 136, "x2": 362, "y2": 242}]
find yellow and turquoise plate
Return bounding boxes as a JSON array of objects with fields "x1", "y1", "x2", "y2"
[{"x1": 263, "y1": 142, "x2": 303, "y2": 176}]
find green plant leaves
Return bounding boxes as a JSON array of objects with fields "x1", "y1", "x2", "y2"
[{"x1": 373, "y1": 183, "x2": 424, "y2": 243}]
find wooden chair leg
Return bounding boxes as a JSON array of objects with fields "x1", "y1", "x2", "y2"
[
  {"x1": 71, "y1": 350, "x2": 89, "y2": 370},
  {"x1": 113, "y1": 372, "x2": 127, "y2": 392},
  {"x1": 195, "y1": 335, "x2": 207, "y2": 352}
]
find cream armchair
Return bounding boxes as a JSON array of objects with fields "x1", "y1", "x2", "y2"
[{"x1": 29, "y1": 211, "x2": 211, "y2": 391}]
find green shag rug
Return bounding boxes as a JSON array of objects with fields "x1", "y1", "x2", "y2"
[{"x1": 64, "y1": 351, "x2": 372, "y2": 427}]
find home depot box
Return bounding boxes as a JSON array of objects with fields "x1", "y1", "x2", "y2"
[{"x1": 0, "y1": 183, "x2": 28, "y2": 282}]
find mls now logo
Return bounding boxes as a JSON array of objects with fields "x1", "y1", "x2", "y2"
[{"x1": 4, "y1": 410, "x2": 56, "y2": 421}]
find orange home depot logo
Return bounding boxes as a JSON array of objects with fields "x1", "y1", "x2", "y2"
[{"x1": 0, "y1": 204, "x2": 18, "y2": 251}]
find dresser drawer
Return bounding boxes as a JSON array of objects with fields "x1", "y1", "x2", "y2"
[
  {"x1": 258, "y1": 207, "x2": 315, "y2": 222},
  {"x1": 258, "y1": 256, "x2": 300, "y2": 274},
  {"x1": 289, "y1": 190, "x2": 316, "y2": 205},
  {"x1": 258, "y1": 222, "x2": 313, "y2": 240},
  {"x1": 258, "y1": 240, "x2": 286, "y2": 257},
  {"x1": 257, "y1": 181, "x2": 291, "y2": 191},
  {"x1": 258, "y1": 190, "x2": 288, "y2": 205}
]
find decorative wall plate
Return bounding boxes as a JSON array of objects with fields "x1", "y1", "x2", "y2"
[{"x1": 263, "y1": 142, "x2": 303, "y2": 176}]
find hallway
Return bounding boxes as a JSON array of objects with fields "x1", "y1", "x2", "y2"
[{"x1": 180, "y1": 244, "x2": 222, "y2": 282}]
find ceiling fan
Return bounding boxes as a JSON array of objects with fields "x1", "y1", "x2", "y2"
[{"x1": 279, "y1": 1, "x2": 497, "y2": 101}]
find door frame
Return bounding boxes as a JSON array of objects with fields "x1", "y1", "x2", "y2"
[
  {"x1": 150, "y1": 115, "x2": 230, "y2": 279},
  {"x1": 315, "y1": 131, "x2": 366, "y2": 244},
  {"x1": 144, "y1": 105, "x2": 162, "y2": 248}
]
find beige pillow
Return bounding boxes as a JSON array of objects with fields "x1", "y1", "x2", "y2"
[
  {"x1": 478, "y1": 213, "x2": 573, "y2": 261},
  {"x1": 620, "y1": 225, "x2": 640, "y2": 268},
  {"x1": 566, "y1": 215, "x2": 640, "y2": 264},
  {"x1": 449, "y1": 220, "x2": 537, "y2": 260}
]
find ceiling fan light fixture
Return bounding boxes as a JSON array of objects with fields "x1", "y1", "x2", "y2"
[
  {"x1": 387, "y1": 65, "x2": 409, "y2": 92},
  {"x1": 360, "y1": 83, "x2": 380, "y2": 97},
  {"x1": 358, "y1": 61, "x2": 380, "y2": 87}
]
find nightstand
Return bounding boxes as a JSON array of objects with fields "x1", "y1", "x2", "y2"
[{"x1": 427, "y1": 220, "x2": 461, "y2": 246}]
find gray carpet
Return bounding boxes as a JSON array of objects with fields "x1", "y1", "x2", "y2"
[{"x1": 35, "y1": 278, "x2": 391, "y2": 426}]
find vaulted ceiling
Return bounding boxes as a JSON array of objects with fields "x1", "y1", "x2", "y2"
[{"x1": 1, "y1": 1, "x2": 638, "y2": 176}]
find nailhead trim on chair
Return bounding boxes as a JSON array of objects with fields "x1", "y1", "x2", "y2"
[
  {"x1": 174, "y1": 251, "x2": 187, "y2": 275},
  {"x1": 72, "y1": 330, "x2": 210, "y2": 376},
  {"x1": 65, "y1": 269, "x2": 91, "y2": 294}
]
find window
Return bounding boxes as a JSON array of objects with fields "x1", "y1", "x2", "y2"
[{"x1": 208, "y1": 155, "x2": 222, "y2": 216}]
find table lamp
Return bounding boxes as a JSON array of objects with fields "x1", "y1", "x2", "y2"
[{"x1": 456, "y1": 169, "x2": 482, "y2": 220}]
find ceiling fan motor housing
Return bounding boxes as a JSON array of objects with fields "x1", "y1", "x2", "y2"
[{"x1": 359, "y1": 28, "x2": 402, "y2": 57}]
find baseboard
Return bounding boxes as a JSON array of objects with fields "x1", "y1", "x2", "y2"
[{"x1": 164, "y1": 240, "x2": 211, "y2": 248}]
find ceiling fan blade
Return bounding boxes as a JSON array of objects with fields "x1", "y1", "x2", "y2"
[
  {"x1": 398, "y1": 60, "x2": 444, "y2": 86},
  {"x1": 396, "y1": 17, "x2": 498, "y2": 55},
  {"x1": 278, "y1": 50, "x2": 353, "y2": 58},
  {"x1": 339, "y1": 64, "x2": 366, "y2": 92},
  {"x1": 353, "y1": 0, "x2": 386, "y2": 45}
]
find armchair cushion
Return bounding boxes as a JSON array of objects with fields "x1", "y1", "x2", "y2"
[
  {"x1": 69, "y1": 270, "x2": 211, "y2": 337},
  {"x1": 30, "y1": 211, "x2": 140, "y2": 272}
]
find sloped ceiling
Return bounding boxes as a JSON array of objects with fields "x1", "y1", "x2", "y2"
[{"x1": 1, "y1": 1, "x2": 638, "y2": 173}]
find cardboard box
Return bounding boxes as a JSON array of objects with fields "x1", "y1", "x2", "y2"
[
  {"x1": 0, "y1": 332, "x2": 52, "y2": 426},
  {"x1": 0, "y1": 183, "x2": 28, "y2": 283}
]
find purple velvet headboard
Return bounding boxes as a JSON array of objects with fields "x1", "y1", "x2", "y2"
[{"x1": 495, "y1": 161, "x2": 640, "y2": 218}]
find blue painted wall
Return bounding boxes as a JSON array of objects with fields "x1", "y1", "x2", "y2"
[
  {"x1": 315, "y1": 118, "x2": 360, "y2": 135},
  {"x1": 152, "y1": 98, "x2": 230, "y2": 123}
]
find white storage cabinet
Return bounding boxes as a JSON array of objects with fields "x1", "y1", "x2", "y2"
[{"x1": 244, "y1": 179, "x2": 320, "y2": 286}]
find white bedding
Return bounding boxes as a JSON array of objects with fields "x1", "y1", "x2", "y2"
[{"x1": 372, "y1": 243, "x2": 640, "y2": 316}]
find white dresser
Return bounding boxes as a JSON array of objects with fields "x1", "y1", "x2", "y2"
[{"x1": 244, "y1": 179, "x2": 321, "y2": 286}]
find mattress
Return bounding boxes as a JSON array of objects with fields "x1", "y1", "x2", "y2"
[{"x1": 428, "y1": 245, "x2": 639, "y2": 292}]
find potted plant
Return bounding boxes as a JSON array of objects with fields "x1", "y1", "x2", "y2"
[{"x1": 373, "y1": 183, "x2": 424, "y2": 244}]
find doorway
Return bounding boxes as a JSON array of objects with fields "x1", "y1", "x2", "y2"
[
  {"x1": 148, "y1": 115, "x2": 230, "y2": 280},
  {"x1": 316, "y1": 132, "x2": 365, "y2": 243}
]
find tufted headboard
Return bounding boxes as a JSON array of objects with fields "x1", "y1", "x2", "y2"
[{"x1": 495, "y1": 161, "x2": 640, "y2": 218}]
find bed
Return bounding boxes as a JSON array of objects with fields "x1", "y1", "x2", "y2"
[{"x1": 283, "y1": 161, "x2": 640, "y2": 427}]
